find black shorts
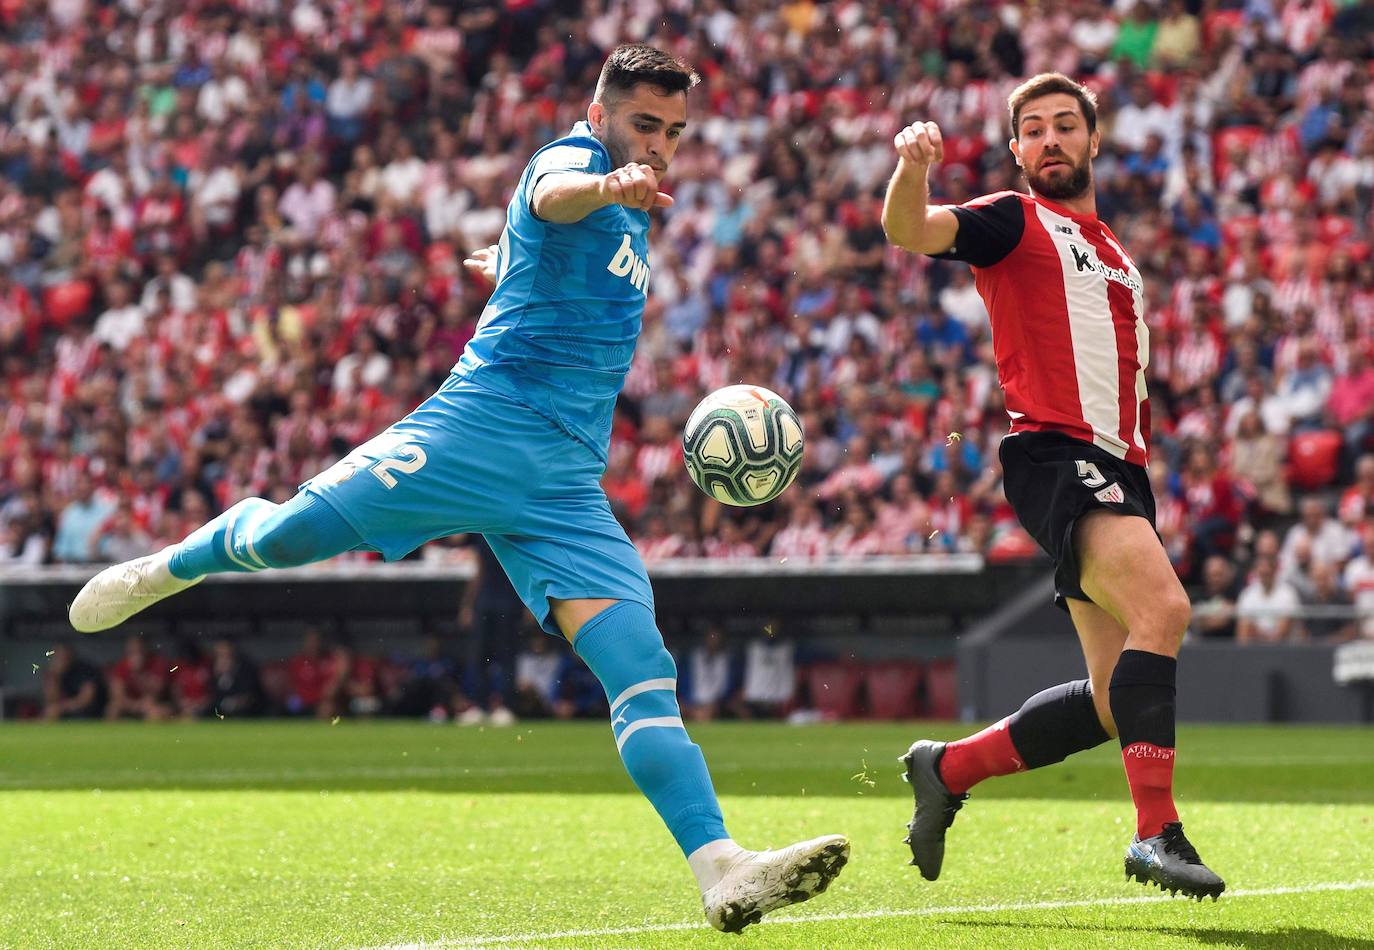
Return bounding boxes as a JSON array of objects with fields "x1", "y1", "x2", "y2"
[{"x1": 999, "y1": 430, "x2": 1156, "y2": 609}]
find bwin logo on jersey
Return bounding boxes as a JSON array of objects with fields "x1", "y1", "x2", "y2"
[
  {"x1": 1068, "y1": 243, "x2": 1143, "y2": 293},
  {"x1": 607, "y1": 233, "x2": 651, "y2": 294}
]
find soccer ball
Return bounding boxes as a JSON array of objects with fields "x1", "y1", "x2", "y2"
[{"x1": 683, "y1": 384, "x2": 804, "y2": 506}]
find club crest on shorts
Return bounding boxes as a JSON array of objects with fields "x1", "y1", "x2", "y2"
[{"x1": 1094, "y1": 482, "x2": 1125, "y2": 504}]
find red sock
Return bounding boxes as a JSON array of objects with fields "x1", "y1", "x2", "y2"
[
  {"x1": 1121, "y1": 742, "x2": 1179, "y2": 838},
  {"x1": 937, "y1": 717, "x2": 1026, "y2": 794}
]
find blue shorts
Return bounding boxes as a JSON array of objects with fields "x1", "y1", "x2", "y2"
[{"x1": 301, "y1": 375, "x2": 654, "y2": 635}]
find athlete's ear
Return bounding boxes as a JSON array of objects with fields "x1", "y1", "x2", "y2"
[
  {"x1": 1089, "y1": 128, "x2": 1100, "y2": 160},
  {"x1": 588, "y1": 101, "x2": 607, "y2": 135},
  {"x1": 1008, "y1": 136, "x2": 1022, "y2": 168}
]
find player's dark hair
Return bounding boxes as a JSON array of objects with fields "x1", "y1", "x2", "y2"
[
  {"x1": 594, "y1": 44, "x2": 699, "y2": 106},
  {"x1": 1008, "y1": 73, "x2": 1098, "y2": 137}
]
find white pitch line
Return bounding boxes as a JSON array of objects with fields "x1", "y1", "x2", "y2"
[{"x1": 365, "y1": 879, "x2": 1374, "y2": 949}]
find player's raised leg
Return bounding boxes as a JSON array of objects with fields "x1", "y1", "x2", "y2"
[
  {"x1": 552, "y1": 597, "x2": 849, "y2": 933},
  {"x1": 900, "y1": 641, "x2": 1113, "y2": 880},
  {"x1": 1075, "y1": 510, "x2": 1225, "y2": 900},
  {"x1": 69, "y1": 492, "x2": 361, "y2": 633}
]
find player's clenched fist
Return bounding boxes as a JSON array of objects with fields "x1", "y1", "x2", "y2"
[
  {"x1": 894, "y1": 121, "x2": 944, "y2": 167},
  {"x1": 600, "y1": 163, "x2": 674, "y2": 212}
]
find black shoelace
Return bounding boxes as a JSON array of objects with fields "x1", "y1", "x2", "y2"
[
  {"x1": 1159, "y1": 822, "x2": 1201, "y2": 864},
  {"x1": 942, "y1": 793, "x2": 969, "y2": 829}
]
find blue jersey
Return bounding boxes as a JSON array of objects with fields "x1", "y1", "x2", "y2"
[{"x1": 454, "y1": 122, "x2": 651, "y2": 460}]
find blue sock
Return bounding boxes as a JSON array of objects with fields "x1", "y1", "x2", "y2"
[
  {"x1": 168, "y1": 493, "x2": 363, "y2": 580},
  {"x1": 573, "y1": 601, "x2": 729, "y2": 857}
]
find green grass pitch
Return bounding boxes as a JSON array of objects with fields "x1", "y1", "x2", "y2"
[{"x1": 2, "y1": 721, "x2": 1372, "y2": 949}]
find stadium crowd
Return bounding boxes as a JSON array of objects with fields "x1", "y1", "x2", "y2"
[
  {"x1": 41, "y1": 624, "x2": 814, "y2": 723},
  {"x1": 3, "y1": 0, "x2": 1374, "y2": 645}
]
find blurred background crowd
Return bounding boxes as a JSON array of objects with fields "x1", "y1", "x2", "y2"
[{"x1": 3, "y1": 0, "x2": 1374, "y2": 647}]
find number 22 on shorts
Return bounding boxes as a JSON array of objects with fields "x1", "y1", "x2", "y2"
[{"x1": 370, "y1": 445, "x2": 428, "y2": 488}]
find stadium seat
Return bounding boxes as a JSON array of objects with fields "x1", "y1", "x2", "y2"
[
  {"x1": 924, "y1": 658, "x2": 959, "y2": 720},
  {"x1": 41, "y1": 280, "x2": 93, "y2": 327},
  {"x1": 863, "y1": 662, "x2": 924, "y2": 719},
  {"x1": 804, "y1": 662, "x2": 864, "y2": 720},
  {"x1": 1287, "y1": 430, "x2": 1342, "y2": 490}
]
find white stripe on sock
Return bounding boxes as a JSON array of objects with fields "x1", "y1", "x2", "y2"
[
  {"x1": 221, "y1": 508, "x2": 261, "y2": 572},
  {"x1": 608, "y1": 678, "x2": 676, "y2": 714},
  {"x1": 240, "y1": 503, "x2": 276, "y2": 570},
  {"x1": 615, "y1": 716, "x2": 684, "y2": 752}
]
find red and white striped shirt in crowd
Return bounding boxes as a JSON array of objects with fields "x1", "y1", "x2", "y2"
[
  {"x1": 933, "y1": 191, "x2": 1152, "y2": 467},
  {"x1": 635, "y1": 440, "x2": 681, "y2": 486},
  {"x1": 769, "y1": 519, "x2": 830, "y2": 561},
  {"x1": 1171, "y1": 326, "x2": 1223, "y2": 393}
]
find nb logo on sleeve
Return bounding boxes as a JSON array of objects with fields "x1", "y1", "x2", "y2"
[{"x1": 607, "y1": 233, "x2": 651, "y2": 294}]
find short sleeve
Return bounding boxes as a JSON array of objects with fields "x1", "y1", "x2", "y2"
[
  {"x1": 522, "y1": 142, "x2": 610, "y2": 204},
  {"x1": 929, "y1": 192, "x2": 1026, "y2": 268}
]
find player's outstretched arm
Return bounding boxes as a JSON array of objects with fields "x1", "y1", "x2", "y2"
[
  {"x1": 532, "y1": 163, "x2": 673, "y2": 224},
  {"x1": 882, "y1": 121, "x2": 960, "y2": 256}
]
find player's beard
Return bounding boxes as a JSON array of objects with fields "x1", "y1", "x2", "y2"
[
  {"x1": 1026, "y1": 153, "x2": 1092, "y2": 201},
  {"x1": 600, "y1": 120, "x2": 640, "y2": 171}
]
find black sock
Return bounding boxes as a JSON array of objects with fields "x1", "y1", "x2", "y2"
[
  {"x1": 1108, "y1": 649, "x2": 1177, "y2": 749},
  {"x1": 1006, "y1": 678, "x2": 1112, "y2": 769}
]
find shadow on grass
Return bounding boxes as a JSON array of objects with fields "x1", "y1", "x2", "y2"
[{"x1": 942, "y1": 920, "x2": 1374, "y2": 949}]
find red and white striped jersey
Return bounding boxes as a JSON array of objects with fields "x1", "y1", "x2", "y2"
[{"x1": 933, "y1": 191, "x2": 1151, "y2": 467}]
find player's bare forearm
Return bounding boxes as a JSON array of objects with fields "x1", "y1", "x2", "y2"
[
  {"x1": 883, "y1": 121, "x2": 959, "y2": 255},
  {"x1": 532, "y1": 164, "x2": 672, "y2": 223},
  {"x1": 532, "y1": 172, "x2": 615, "y2": 223}
]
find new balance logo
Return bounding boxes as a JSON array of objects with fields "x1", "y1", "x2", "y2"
[
  {"x1": 607, "y1": 233, "x2": 650, "y2": 294},
  {"x1": 1068, "y1": 242, "x2": 1143, "y2": 293},
  {"x1": 1054, "y1": 224, "x2": 1074, "y2": 235},
  {"x1": 1094, "y1": 482, "x2": 1125, "y2": 504}
]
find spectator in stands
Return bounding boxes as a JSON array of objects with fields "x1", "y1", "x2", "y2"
[
  {"x1": 1229, "y1": 408, "x2": 1291, "y2": 521},
  {"x1": 1343, "y1": 521, "x2": 1374, "y2": 641},
  {"x1": 1274, "y1": 340, "x2": 1333, "y2": 432},
  {"x1": 210, "y1": 638, "x2": 264, "y2": 718},
  {"x1": 93, "y1": 499, "x2": 155, "y2": 564},
  {"x1": 1237, "y1": 555, "x2": 1304, "y2": 645},
  {"x1": 1339, "y1": 456, "x2": 1374, "y2": 527},
  {"x1": 43, "y1": 643, "x2": 107, "y2": 720},
  {"x1": 513, "y1": 632, "x2": 574, "y2": 720},
  {"x1": 681, "y1": 625, "x2": 740, "y2": 722},
  {"x1": 318, "y1": 638, "x2": 382, "y2": 719},
  {"x1": 286, "y1": 627, "x2": 331, "y2": 716},
  {"x1": 52, "y1": 472, "x2": 115, "y2": 564},
  {"x1": 393, "y1": 635, "x2": 459, "y2": 721},
  {"x1": 0, "y1": 515, "x2": 47, "y2": 566},
  {"x1": 1280, "y1": 497, "x2": 1355, "y2": 581},
  {"x1": 169, "y1": 638, "x2": 213, "y2": 720},
  {"x1": 1191, "y1": 556, "x2": 1239, "y2": 640},
  {"x1": 1304, "y1": 562, "x2": 1357, "y2": 643},
  {"x1": 105, "y1": 634, "x2": 171, "y2": 720},
  {"x1": 739, "y1": 624, "x2": 796, "y2": 719},
  {"x1": 454, "y1": 538, "x2": 521, "y2": 726}
]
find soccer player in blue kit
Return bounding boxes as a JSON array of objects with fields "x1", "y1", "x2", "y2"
[{"x1": 69, "y1": 45, "x2": 848, "y2": 932}]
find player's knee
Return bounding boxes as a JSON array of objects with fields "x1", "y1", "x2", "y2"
[
  {"x1": 620, "y1": 624, "x2": 677, "y2": 682},
  {"x1": 1159, "y1": 590, "x2": 1191, "y2": 640},
  {"x1": 1131, "y1": 589, "x2": 1190, "y2": 652}
]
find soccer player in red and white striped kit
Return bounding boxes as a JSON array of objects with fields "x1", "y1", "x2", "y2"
[{"x1": 882, "y1": 73, "x2": 1224, "y2": 900}]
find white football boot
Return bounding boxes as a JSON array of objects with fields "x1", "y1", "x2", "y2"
[
  {"x1": 701, "y1": 834, "x2": 849, "y2": 933},
  {"x1": 69, "y1": 548, "x2": 203, "y2": 633}
]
